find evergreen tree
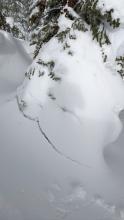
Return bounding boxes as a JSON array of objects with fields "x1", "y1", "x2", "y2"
[
  {"x1": 28, "y1": 0, "x2": 120, "y2": 59},
  {"x1": 0, "y1": 0, "x2": 33, "y2": 39},
  {"x1": 0, "y1": 11, "x2": 10, "y2": 32},
  {"x1": 0, "y1": 0, "x2": 122, "y2": 78},
  {"x1": 25, "y1": 0, "x2": 121, "y2": 80}
]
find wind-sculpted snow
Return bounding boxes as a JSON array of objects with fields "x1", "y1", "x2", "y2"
[
  {"x1": 104, "y1": 110, "x2": 124, "y2": 178},
  {"x1": 0, "y1": 97, "x2": 124, "y2": 220},
  {"x1": 0, "y1": 31, "x2": 32, "y2": 106},
  {"x1": 1, "y1": 13, "x2": 124, "y2": 220},
  {"x1": 11, "y1": 15, "x2": 124, "y2": 219}
]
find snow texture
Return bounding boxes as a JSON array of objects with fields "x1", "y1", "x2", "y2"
[
  {"x1": 0, "y1": 30, "x2": 31, "y2": 106},
  {"x1": 0, "y1": 2, "x2": 124, "y2": 219}
]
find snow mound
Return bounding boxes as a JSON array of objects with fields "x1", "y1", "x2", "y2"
[
  {"x1": 0, "y1": 31, "x2": 32, "y2": 105},
  {"x1": 15, "y1": 15, "x2": 124, "y2": 205},
  {"x1": 1, "y1": 4, "x2": 124, "y2": 219},
  {"x1": 20, "y1": 14, "x2": 124, "y2": 144}
]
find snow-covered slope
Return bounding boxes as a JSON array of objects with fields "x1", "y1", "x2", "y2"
[
  {"x1": 19, "y1": 12, "x2": 124, "y2": 168},
  {"x1": 0, "y1": 2, "x2": 124, "y2": 219},
  {"x1": 0, "y1": 31, "x2": 32, "y2": 105},
  {"x1": 0, "y1": 98, "x2": 121, "y2": 220}
]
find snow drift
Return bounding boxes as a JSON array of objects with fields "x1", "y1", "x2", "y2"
[
  {"x1": 0, "y1": 30, "x2": 32, "y2": 105},
  {"x1": 0, "y1": 1, "x2": 124, "y2": 220}
]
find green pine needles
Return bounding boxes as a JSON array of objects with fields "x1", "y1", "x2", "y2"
[
  {"x1": 75, "y1": 0, "x2": 120, "y2": 47},
  {"x1": 2, "y1": 0, "x2": 120, "y2": 80},
  {"x1": 27, "y1": 0, "x2": 122, "y2": 81},
  {"x1": 31, "y1": 0, "x2": 120, "y2": 61}
]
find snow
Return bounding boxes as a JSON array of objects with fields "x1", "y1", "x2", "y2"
[
  {"x1": 0, "y1": 31, "x2": 32, "y2": 105},
  {"x1": 0, "y1": 2, "x2": 124, "y2": 220},
  {"x1": 109, "y1": 28, "x2": 124, "y2": 58},
  {"x1": 0, "y1": 97, "x2": 123, "y2": 219},
  {"x1": 6, "y1": 17, "x2": 14, "y2": 28},
  {"x1": 99, "y1": 0, "x2": 124, "y2": 24},
  {"x1": 20, "y1": 14, "x2": 124, "y2": 143}
]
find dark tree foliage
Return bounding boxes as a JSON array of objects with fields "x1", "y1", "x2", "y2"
[
  {"x1": 0, "y1": 0, "x2": 122, "y2": 78},
  {"x1": 28, "y1": 0, "x2": 120, "y2": 59},
  {"x1": 116, "y1": 56, "x2": 124, "y2": 78},
  {"x1": 74, "y1": 0, "x2": 120, "y2": 46},
  {"x1": 0, "y1": 0, "x2": 33, "y2": 39},
  {"x1": 0, "y1": 0, "x2": 120, "y2": 47},
  {"x1": 0, "y1": 11, "x2": 10, "y2": 32}
]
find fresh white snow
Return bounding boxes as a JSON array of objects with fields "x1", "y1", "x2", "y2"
[
  {"x1": 99, "y1": 0, "x2": 124, "y2": 24},
  {"x1": 0, "y1": 2, "x2": 124, "y2": 219},
  {"x1": 0, "y1": 30, "x2": 32, "y2": 106}
]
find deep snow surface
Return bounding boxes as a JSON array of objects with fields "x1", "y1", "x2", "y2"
[
  {"x1": 0, "y1": 30, "x2": 31, "y2": 106},
  {"x1": 0, "y1": 8, "x2": 124, "y2": 220}
]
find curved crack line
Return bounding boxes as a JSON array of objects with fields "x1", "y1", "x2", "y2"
[
  {"x1": 37, "y1": 120, "x2": 91, "y2": 168},
  {"x1": 16, "y1": 95, "x2": 91, "y2": 168}
]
